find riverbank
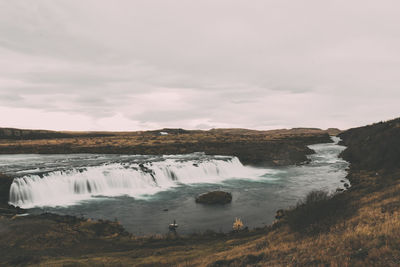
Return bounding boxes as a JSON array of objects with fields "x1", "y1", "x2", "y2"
[{"x1": 0, "y1": 127, "x2": 334, "y2": 166}]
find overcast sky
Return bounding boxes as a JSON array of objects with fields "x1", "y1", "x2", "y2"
[{"x1": 0, "y1": 0, "x2": 399, "y2": 131}]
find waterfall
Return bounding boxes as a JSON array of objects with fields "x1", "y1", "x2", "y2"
[{"x1": 9, "y1": 156, "x2": 261, "y2": 208}]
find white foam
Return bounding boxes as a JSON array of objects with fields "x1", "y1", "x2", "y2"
[{"x1": 9, "y1": 157, "x2": 266, "y2": 208}]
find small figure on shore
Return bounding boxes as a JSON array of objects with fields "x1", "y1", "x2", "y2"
[{"x1": 169, "y1": 219, "x2": 178, "y2": 232}]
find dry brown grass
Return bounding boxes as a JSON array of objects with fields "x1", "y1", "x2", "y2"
[
  {"x1": 0, "y1": 129, "x2": 329, "y2": 149},
  {"x1": 0, "y1": 128, "x2": 333, "y2": 167},
  {"x1": 194, "y1": 172, "x2": 400, "y2": 267},
  {"x1": 233, "y1": 218, "x2": 245, "y2": 231}
]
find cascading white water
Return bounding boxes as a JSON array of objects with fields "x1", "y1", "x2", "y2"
[{"x1": 9, "y1": 156, "x2": 265, "y2": 208}]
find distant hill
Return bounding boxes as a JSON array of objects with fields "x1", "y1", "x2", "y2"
[
  {"x1": 0, "y1": 128, "x2": 70, "y2": 140},
  {"x1": 326, "y1": 128, "x2": 342, "y2": 135},
  {"x1": 202, "y1": 127, "x2": 339, "y2": 136},
  {"x1": 0, "y1": 128, "x2": 116, "y2": 140},
  {"x1": 0, "y1": 127, "x2": 341, "y2": 140}
]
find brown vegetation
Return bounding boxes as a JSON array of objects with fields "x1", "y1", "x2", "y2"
[
  {"x1": 232, "y1": 218, "x2": 245, "y2": 231},
  {"x1": 0, "y1": 127, "x2": 333, "y2": 166},
  {"x1": 202, "y1": 171, "x2": 400, "y2": 267},
  {"x1": 284, "y1": 190, "x2": 348, "y2": 234}
]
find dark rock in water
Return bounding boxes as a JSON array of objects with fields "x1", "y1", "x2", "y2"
[
  {"x1": 195, "y1": 191, "x2": 232, "y2": 205},
  {"x1": 336, "y1": 188, "x2": 344, "y2": 192},
  {"x1": 344, "y1": 183, "x2": 350, "y2": 188},
  {"x1": 340, "y1": 180, "x2": 345, "y2": 183},
  {"x1": 163, "y1": 209, "x2": 168, "y2": 212}
]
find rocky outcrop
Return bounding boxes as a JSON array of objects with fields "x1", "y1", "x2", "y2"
[
  {"x1": 0, "y1": 173, "x2": 13, "y2": 206},
  {"x1": 0, "y1": 173, "x2": 25, "y2": 215},
  {"x1": 195, "y1": 191, "x2": 232, "y2": 204}
]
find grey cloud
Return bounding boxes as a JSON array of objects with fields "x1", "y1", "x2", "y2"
[
  {"x1": 0, "y1": 1, "x2": 109, "y2": 63},
  {"x1": 0, "y1": 93, "x2": 24, "y2": 102},
  {"x1": 134, "y1": 108, "x2": 213, "y2": 123},
  {"x1": 231, "y1": 100, "x2": 256, "y2": 105},
  {"x1": 195, "y1": 123, "x2": 216, "y2": 130},
  {"x1": 20, "y1": 72, "x2": 125, "y2": 87}
]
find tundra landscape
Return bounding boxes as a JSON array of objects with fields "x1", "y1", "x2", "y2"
[
  {"x1": 1, "y1": 1, "x2": 400, "y2": 266},
  {"x1": 0, "y1": 119, "x2": 400, "y2": 266}
]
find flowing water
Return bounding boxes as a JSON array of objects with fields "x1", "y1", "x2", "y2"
[{"x1": 1, "y1": 137, "x2": 349, "y2": 235}]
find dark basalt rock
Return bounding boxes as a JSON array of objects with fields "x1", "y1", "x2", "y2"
[
  {"x1": 0, "y1": 173, "x2": 14, "y2": 205},
  {"x1": 195, "y1": 191, "x2": 232, "y2": 205},
  {"x1": 0, "y1": 173, "x2": 27, "y2": 215}
]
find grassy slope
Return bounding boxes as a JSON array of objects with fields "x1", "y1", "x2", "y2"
[{"x1": 339, "y1": 118, "x2": 400, "y2": 170}]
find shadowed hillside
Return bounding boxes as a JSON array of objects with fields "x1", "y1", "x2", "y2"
[{"x1": 339, "y1": 118, "x2": 400, "y2": 171}]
